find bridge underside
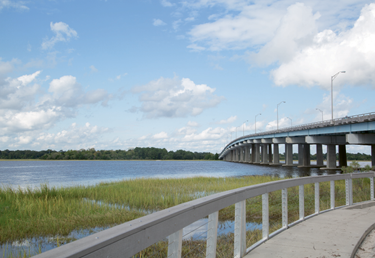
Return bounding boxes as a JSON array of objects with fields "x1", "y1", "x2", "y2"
[{"x1": 221, "y1": 133, "x2": 375, "y2": 169}]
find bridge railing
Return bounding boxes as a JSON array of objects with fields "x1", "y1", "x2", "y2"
[
  {"x1": 34, "y1": 172, "x2": 375, "y2": 258},
  {"x1": 220, "y1": 111, "x2": 375, "y2": 156}
]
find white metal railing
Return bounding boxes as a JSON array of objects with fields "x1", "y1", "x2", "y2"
[{"x1": 34, "y1": 172, "x2": 375, "y2": 258}]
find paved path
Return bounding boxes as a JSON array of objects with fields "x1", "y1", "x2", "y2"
[{"x1": 245, "y1": 201, "x2": 375, "y2": 258}]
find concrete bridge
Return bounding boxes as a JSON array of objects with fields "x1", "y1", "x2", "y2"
[{"x1": 219, "y1": 112, "x2": 375, "y2": 169}]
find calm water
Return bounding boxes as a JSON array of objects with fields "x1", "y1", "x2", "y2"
[
  {"x1": 0, "y1": 160, "x2": 371, "y2": 257},
  {"x1": 1, "y1": 160, "x2": 367, "y2": 189}
]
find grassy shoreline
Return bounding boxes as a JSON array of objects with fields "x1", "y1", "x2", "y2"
[{"x1": 0, "y1": 175, "x2": 372, "y2": 257}]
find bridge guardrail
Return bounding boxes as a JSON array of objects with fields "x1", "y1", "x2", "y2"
[{"x1": 34, "y1": 172, "x2": 375, "y2": 258}]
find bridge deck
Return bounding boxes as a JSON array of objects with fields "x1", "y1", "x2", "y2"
[{"x1": 245, "y1": 201, "x2": 375, "y2": 258}]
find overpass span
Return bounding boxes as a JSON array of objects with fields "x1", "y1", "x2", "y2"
[{"x1": 219, "y1": 112, "x2": 375, "y2": 169}]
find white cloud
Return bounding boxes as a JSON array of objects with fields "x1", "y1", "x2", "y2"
[
  {"x1": 187, "y1": 44, "x2": 206, "y2": 51},
  {"x1": 153, "y1": 19, "x2": 167, "y2": 26},
  {"x1": 48, "y1": 75, "x2": 111, "y2": 107},
  {"x1": 188, "y1": 5, "x2": 283, "y2": 51},
  {"x1": 252, "y1": 3, "x2": 320, "y2": 66},
  {"x1": 33, "y1": 123, "x2": 109, "y2": 150},
  {"x1": 0, "y1": 0, "x2": 29, "y2": 11},
  {"x1": 161, "y1": 0, "x2": 174, "y2": 7},
  {"x1": 268, "y1": 3, "x2": 375, "y2": 90},
  {"x1": 173, "y1": 19, "x2": 182, "y2": 30},
  {"x1": 183, "y1": 127, "x2": 226, "y2": 141},
  {"x1": 153, "y1": 131, "x2": 168, "y2": 139},
  {"x1": 178, "y1": 127, "x2": 197, "y2": 135},
  {"x1": 187, "y1": 121, "x2": 199, "y2": 127},
  {"x1": 90, "y1": 65, "x2": 98, "y2": 73},
  {"x1": 131, "y1": 76, "x2": 224, "y2": 118},
  {"x1": 186, "y1": 1, "x2": 370, "y2": 53},
  {"x1": 42, "y1": 22, "x2": 78, "y2": 49},
  {"x1": 218, "y1": 115, "x2": 237, "y2": 124},
  {"x1": 0, "y1": 58, "x2": 16, "y2": 74},
  {"x1": 0, "y1": 70, "x2": 113, "y2": 136}
]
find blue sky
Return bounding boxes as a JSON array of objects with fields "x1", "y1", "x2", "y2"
[{"x1": 1, "y1": 0, "x2": 375, "y2": 154}]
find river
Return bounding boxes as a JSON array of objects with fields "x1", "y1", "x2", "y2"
[{"x1": 2, "y1": 160, "x2": 370, "y2": 189}]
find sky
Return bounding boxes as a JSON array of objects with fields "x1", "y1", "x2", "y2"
[{"x1": 1, "y1": 0, "x2": 375, "y2": 154}]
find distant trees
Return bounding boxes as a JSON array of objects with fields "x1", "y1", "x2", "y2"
[{"x1": 0, "y1": 147, "x2": 219, "y2": 160}]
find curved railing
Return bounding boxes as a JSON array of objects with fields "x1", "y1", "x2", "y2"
[
  {"x1": 34, "y1": 172, "x2": 375, "y2": 258},
  {"x1": 220, "y1": 111, "x2": 375, "y2": 157}
]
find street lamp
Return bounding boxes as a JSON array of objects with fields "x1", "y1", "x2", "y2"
[
  {"x1": 316, "y1": 108, "x2": 323, "y2": 122},
  {"x1": 331, "y1": 71, "x2": 346, "y2": 123},
  {"x1": 255, "y1": 113, "x2": 261, "y2": 133},
  {"x1": 243, "y1": 120, "x2": 248, "y2": 136},
  {"x1": 286, "y1": 117, "x2": 292, "y2": 127},
  {"x1": 277, "y1": 101, "x2": 286, "y2": 130}
]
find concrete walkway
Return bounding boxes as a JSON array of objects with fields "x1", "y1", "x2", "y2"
[{"x1": 245, "y1": 201, "x2": 375, "y2": 258}]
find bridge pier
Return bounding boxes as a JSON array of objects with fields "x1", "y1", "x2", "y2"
[
  {"x1": 372, "y1": 145, "x2": 375, "y2": 167},
  {"x1": 316, "y1": 144, "x2": 324, "y2": 166},
  {"x1": 254, "y1": 144, "x2": 261, "y2": 164},
  {"x1": 283, "y1": 143, "x2": 294, "y2": 166},
  {"x1": 339, "y1": 145, "x2": 347, "y2": 167},
  {"x1": 325, "y1": 144, "x2": 337, "y2": 169},
  {"x1": 298, "y1": 144, "x2": 311, "y2": 168},
  {"x1": 270, "y1": 143, "x2": 282, "y2": 165},
  {"x1": 268, "y1": 144, "x2": 273, "y2": 165},
  {"x1": 261, "y1": 144, "x2": 269, "y2": 164}
]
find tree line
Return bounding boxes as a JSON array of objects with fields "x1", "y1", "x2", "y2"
[
  {"x1": 0, "y1": 149, "x2": 371, "y2": 161},
  {"x1": 0, "y1": 148, "x2": 219, "y2": 160}
]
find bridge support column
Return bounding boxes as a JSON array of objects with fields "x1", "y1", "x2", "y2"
[
  {"x1": 339, "y1": 145, "x2": 347, "y2": 167},
  {"x1": 298, "y1": 144, "x2": 311, "y2": 167},
  {"x1": 247, "y1": 144, "x2": 252, "y2": 163},
  {"x1": 256, "y1": 144, "x2": 261, "y2": 164},
  {"x1": 283, "y1": 144, "x2": 294, "y2": 166},
  {"x1": 316, "y1": 144, "x2": 323, "y2": 166},
  {"x1": 272, "y1": 144, "x2": 281, "y2": 165},
  {"x1": 325, "y1": 144, "x2": 337, "y2": 169},
  {"x1": 239, "y1": 147, "x2": 244, "y2": 162},
  {"x1": 268, "y1": 144, "x2": 273, "y2": 165},
  {"x1": 372, "y1": 145, "x2": 375, "y2": 168},
  {"x1": 298, "y1": 144, "x2": 303, "y2": 166},
  {"x1": 262, "y1": 144, "x2": 269, "y2": 164}
]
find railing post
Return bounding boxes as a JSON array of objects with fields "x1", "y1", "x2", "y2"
[
  {"x1": 345, "y1": 177, "x2": 353, "y2": 206},
  {"x1": 330, "y1": 180, "x2": 335, "y2": 209},
  {"x1": 282, "y1": 188, "x2": 288, "y2": 228},
  {"x1": 315, "y1": 182, "x2": 319, "y2": 214},
  {"x1": 299, "y1": 185, "x2": 304, "y2": 220},
  {"x1": 234, "y1": 200, "x2": 246, "y2": 258},
  {"x1": 262, "y1": 193, "x2": 269, "y2": 240},
  {"x1": 167, "y1": 229, "x2": 183, "y2": 258},
  {"x1": 206, "y1": 211, "x2": 219, "y2": 258},
  {"x1": 370, "y1": 177, "x2": 374, "y2": 201}
]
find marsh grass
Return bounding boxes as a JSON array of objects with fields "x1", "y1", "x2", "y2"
[{"x1": 1, "y1": 175, "x2": 372, "y2": 258}]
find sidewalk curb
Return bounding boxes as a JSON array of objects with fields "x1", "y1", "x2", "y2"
[{"x1": 351, "y1": 222, "x2": 375, "y2": 258}]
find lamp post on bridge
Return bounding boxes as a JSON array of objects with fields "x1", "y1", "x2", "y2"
[
  {"x1": 331, "y1": 71, "x2": 346, "y2": 124},
  {"x1": 255, "y1": 113, "x2": 261, "y2": 134},
  {"x1": 277, "y1": 101, "x2": 286, "y2": 130},
  {"x1": 243, "y1": 120, "x2": 248, "y2": 136},
  {"x1": 316, "y1": 108, "x2": 323, "y2": 122},
  {"x1": 286, "y1": 117, "x2": 292, "y2": 127}
]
